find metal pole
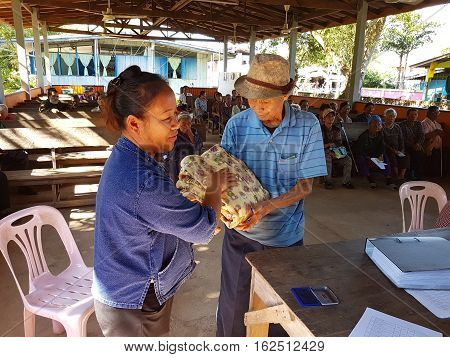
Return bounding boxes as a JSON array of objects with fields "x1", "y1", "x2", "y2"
[
  {"x1": 223, "y1": 36, "x2": 228, "y2": 73},
  {"x1": 341, "y1": 125, "x2": 359, "y2": 174},
  {"x1": 289, "y1": 16, "x2": 298, "y2": 79}
]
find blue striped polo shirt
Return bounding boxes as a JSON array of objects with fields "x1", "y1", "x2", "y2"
[{"x1": 221, "y1": 102, "x2": 327, "y2": 247}]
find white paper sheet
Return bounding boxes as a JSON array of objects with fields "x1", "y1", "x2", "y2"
[
  {"x1": 396, "y1": 152, "x2": 406, "y2": 158},
  {"x1": 371, "y1": 157, "x2": 386, "y2": 170},
  {"x1": 349, "y1": 307, "x2": 443, "y2": 337},
  {"x1": 406, "y1": 289, "x2": 450, "y2": 319}
]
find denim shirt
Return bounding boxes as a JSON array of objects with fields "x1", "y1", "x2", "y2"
[{"x1": 92, "y1": 136, "x2": 216, "y2": 309}]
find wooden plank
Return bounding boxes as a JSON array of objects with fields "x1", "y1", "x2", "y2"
[
  {"x1": 0, "y1": 127, "x2": 119, "y2": 150},
  {"x1": 1, "y1": 118, "x2": 103, "y2": 128},
  {"x1": 5, "y1": 166, "x2": 104, "y2": 185},
  {"x1": 28, "y1": 150, "x2": 111, "y2": 165},
  {"x1": 13, "y1": 197, "x2": 97, "y2": 210},
  {"x1": 245, "y1": 230, "x2": 450, "y2": 337}
]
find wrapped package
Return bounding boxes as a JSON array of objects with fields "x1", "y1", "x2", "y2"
[{"x1": 176, "y1": 145, "x2": 270, "y2": 228}]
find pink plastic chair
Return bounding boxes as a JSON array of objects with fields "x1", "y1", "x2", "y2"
[
  {"x1": 399, "y1": 181, "x2": 448, "y2": 233},
  {"x1": 0, "y1": 206, "x2": 94, "y2": 337}
]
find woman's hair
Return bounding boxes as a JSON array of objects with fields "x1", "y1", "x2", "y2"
[
  {"x1": 384, "y1": 108, "x2": 397, "y2": 118},
  {"x1": 339, "y1": 101, "x2": 349, "y2": 110},
  {"x1": 101, "y1": 65, "x2": 170, "y2": 131}
]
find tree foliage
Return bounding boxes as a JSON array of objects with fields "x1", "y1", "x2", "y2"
[
  {"x1": 381, "y1": 12, "x2": 438, "y2": 88},
  {"x1": 363, "y1": 69, "x2": 396, "y2": 89},
  {"x1": 0, "y1": 23, "x2": 34, "y2": 94}
]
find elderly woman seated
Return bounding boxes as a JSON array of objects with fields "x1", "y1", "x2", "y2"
[
  {"x1": 321, "y1": 108, "x2": 354, "y2": 189},
  {"x1": 382, "y1": 108, "x2": 408, "y2": 185},
  {"x1": 164, "y1": 112, "x2": 203, "y2": 182}
]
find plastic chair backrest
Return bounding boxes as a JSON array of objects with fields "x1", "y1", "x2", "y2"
[
  {"x1": 399, "y1": 181, "x2": 448, "y2": 232},
  {"x1": 0, "y1": 205, "x2": 84, "y2": 300}
]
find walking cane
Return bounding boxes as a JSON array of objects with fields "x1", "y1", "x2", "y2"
[{"x1": 341, "y1": 124, "x2": 359, "y2": 174}]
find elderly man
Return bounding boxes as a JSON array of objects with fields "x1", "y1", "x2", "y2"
[
  {"x1": 400, "y1": 108, "x2": 425, "y2": 180},
  {"x1": 355, "y1": 102, "x2": 375, "y2": 123},
  {"x1": 422, "y1": 106, "x2": 443, "y2": 177},
  {"x1": 217, "y1": 54, "x2": 327, "y2": 337},
  {"x1": 39, "y1": 87, "x2": 74, "y2": 113},
  {"x1": 194, "y1": 90, "x2": 208, "y2": 122}
]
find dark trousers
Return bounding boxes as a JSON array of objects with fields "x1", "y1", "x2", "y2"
[
  {"x1": 0, "y1": 171, "x2": 10, "y2": 213},
  {"x1": 357, "y1": 155, "x2": 391, "y2": 179},
  {"x1": 216, "y1": 228, "x2": 302, "y2": 337},
  {"x1": 425, "y1": 149, "x2": 442, "y2": 178},
  {"x1": 406, "y1": 149, "x2": 425, "y2": 180},
  {"x1": 94, "y1": 285, "x2": 173, "y2": 337}
]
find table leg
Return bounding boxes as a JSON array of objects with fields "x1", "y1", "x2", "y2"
[{"x1": 246, "y1": 267, "x2": 270, "y2": 337}]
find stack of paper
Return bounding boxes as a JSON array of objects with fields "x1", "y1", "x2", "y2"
[
  {"x1": 405, "y1": 289, "x2": 450, "y2": 319},
  {"x1": 365, "y1": 236, "x2": 450, "y2": 289},
  {"x1": 371, "y1": 157, "x2": 387, "y2": 170},
  {"x1": 349, "y1": 308, "x2": 443, "y2": 337}
]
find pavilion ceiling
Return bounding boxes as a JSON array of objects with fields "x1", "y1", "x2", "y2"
[{"x1": 0, "y1": 0, "x2": 447, "y2": 42}]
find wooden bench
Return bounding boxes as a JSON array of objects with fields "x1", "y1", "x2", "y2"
[
  {"x1": 5, "y1": 166, "x2": 104, "y2": 208},
  {"x1": 28, "y1": 150, "x2": 112, "y2": 167},
  {"x1": 1, "y1": 117, "x2": 104, "y2": 129}
]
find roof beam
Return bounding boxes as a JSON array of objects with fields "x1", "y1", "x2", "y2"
[
  {"x1": 245, "y1": 0, "x2": 355, "y2": 11},
  {"x1": 152, "y1": 0, "x2": 193, "y2": 27}
]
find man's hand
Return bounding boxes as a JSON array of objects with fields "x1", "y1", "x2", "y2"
[{"x1": 236, "y1": 201, "x2": 270, "y2": 232}]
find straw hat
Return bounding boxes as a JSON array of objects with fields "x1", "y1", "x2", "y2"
[{"x1": 234, "y1": 54, "x2": 295, "y2": 99}]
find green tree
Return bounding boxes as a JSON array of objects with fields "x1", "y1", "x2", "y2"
[
  {"x1": 363, "y1": 69, "x2": 396, "y2": 89},
  {"x1": 381, "y1": 12, "x2": 438, "y2": 89},
  {"x1": 0, "y1": 23, "x2": 34, "y2": 94}
]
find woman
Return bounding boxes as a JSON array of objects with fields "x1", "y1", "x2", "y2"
[
  {"x1": 382, "y1": 108, "x2": 408, "y2": 185},
  {"x1": 165, "y1": 112, "x2": 203, "y2": 182},
  {"x1": 211, "y1": 91, "x2": 223, "y2": 132},
  {"x1": 336, "y1": 101, "x2": 352, "y2": 124},
  {"x1": 93, "y1": 66, "x2": 234, "y2": 337}
]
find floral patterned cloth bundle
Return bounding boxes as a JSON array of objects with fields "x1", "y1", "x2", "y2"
[{"x1": 176, "y1": 145, "x2": 270, "y2": 228}]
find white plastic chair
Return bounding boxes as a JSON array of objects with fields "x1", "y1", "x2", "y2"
[
  {"x1": 399, "y1": 181, "x2": 448, "y2": 233},
  {"x1": 0, "y1": 206, "x2": 94, "y2": 337}
]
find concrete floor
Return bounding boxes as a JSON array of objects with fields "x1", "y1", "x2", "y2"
[{"x1": 1, "y1": 177, "x2": 448, "y2": 337}]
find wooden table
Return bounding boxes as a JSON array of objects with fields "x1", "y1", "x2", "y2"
[
  {"x1": 1, "y1": 118, "x2": 104, "y2": 129},
  {"x1": 245, "y1": 228, "x2": 450, "y2": 337}
]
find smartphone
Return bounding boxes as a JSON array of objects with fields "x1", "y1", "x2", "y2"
[{"x1": 291, "y1": 286, "x2": 339, "y2": 307}]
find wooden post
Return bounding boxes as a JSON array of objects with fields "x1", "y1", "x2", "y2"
[
  {"x1": 249, "y1": 27, "x2": 256, "y2": 63},
  {"x1": 349, "y1": 0, "x2": 368, "y2": 104},
  {"x1": 41, "y1": 21, "x2": 51, "y2": 86},
  {"x1": 223, "y1": 36, "x2": 228, "y2": 73},
  {"x1": 31, "y1": 7, "x2": 44, "y2": 90},
  {"x1": 148, "y1": 40, "x2": 155, "y2": 73},
  {"x1": 12, "y1": 0, "x2": 30, "y2": 99},
  {"x1": 289, "y1": 16, "x2": 298, "y2": 80},
  {"x1": 0, "y1": 71, "x2": 5, "y2": 104}
]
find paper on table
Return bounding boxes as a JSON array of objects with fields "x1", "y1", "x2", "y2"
[
  {"x1": 406, "y1": 289, "x2": 450, "y2": 319},
  {"x1": 371, "y1": 157, "x2": 386, "y2": 170},
  {"x1": 396, "y1": 152, "x2": 406, "y2": 158},
  {"x1": 349, "y1": 307, "x2": 443, "y2": 337}
]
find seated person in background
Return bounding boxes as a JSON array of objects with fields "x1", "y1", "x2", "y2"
[
  {"x1": 355, "y1": 102, "x2": 375, "y2": 123},
  {"x1": 179, "y1": 86, "x2": 188, "y2": 106},
  {"x1": 0, "y1": 104, "x2": 12, "y2": 126},
  {"x1": 321, "y1": 108, "x2": 354, "y2": 189},
  {"x1": 194, "y1": 90, "x2": 208, "y2": 122},
  {"x1": 164, "y1": 112, "x2": 203, "y2": 182},
  {"x1": 382, "y1": 108, "x2": 408, "y2": 186},
  {"x1": 39, "y1": 87, "x2": 74, "y2": 113},
  {"x1": 0, "y1": 149, "x2": 35, "y2": 195},
  {"x1": 422, "y1": 105, "x2": 443, "y2": 177},
  {"x1": 317, "y1": 103, "x2": 331, "y2": 123},
  {"x1": 299, "y1": 99, "x2": 309, "y2": 112},
  {"x1": 211, "y1": 92, "x2": 223, "y2": 131},
  {"x1": 336, "y1": 101, "x2": 352, "y2": 124},
  {"x1": 400, "y1": 108, "x2": 425, "y2": 180},
  {"x1": 356, "y1": 115, "x2": 393, "y2": 189},
  {"x1": 0, "y1": 170, "x2": 11, "y2": 218},
  {"x1": 231, "y1": 89, "x2": 238, "y2": 105},
  {"x1": 223, "y1": 94, "x2": 233, "y2": 124},
  {"x1": 231, "y1": 95, "x2": 246, "y2": 116},
  {"x1": 329, "y1": 102, "x2": 338, "y2": 113}
]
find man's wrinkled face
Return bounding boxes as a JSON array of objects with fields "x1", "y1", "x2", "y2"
[
  {"x1": 248, "y1": 96, "x2": 285, "y2": 126},
  {"x1": 407, "y1": 110, "x2": 418, "y2": 122},
  {"x1": 428, "y1": 108, "x2": 440, "y2": 121},
  {"x1": 365, "y1": 105, "x2": 374, "y2": 115},
  {"x1": 49, "y1": 91, "x2": 59, "y2": 104}
]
